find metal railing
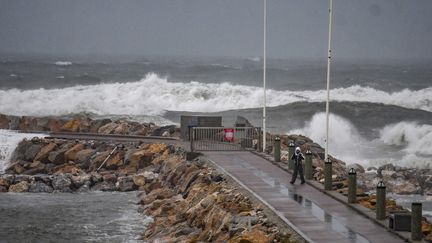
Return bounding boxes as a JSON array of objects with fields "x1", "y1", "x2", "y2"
[{"x1": 191, "y1": 127, "x2": 261, "y2": 151}]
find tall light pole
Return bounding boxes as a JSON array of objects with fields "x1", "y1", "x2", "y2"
[
  {"x1": 325, "y1": 0, "x2": 333, "y2": 162},
  {"x1": 262, "y1": 0, "x2": 267, "y2": 152}
]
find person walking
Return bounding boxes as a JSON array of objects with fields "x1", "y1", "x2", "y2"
[{"x1": 290, "y1": 147, "x2": 305, "y2": 184}]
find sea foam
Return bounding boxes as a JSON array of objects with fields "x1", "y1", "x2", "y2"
[
  {"x1": 0, "y1": 130, "x2": 44, "y2": 173},
  {"x1": 289, "y1": 113, "x2": 432, "y2": 169},
  {"x1": 0, "y1": 73, "x2": 431, "y2": 117}
]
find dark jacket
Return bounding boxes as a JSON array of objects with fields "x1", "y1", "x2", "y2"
[{"x1": 291, "y1": 152, "x2": 305, "y2": 166}]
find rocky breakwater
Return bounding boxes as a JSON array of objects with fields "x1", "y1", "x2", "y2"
[
  {"x1": 1, "y1": 137, "x2": 297, "y2": 242},
  {"x1": 0, "y1": 113, "x2": 178, "y2": 137}
]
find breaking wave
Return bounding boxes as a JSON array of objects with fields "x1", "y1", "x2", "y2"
[
  {"x1": 0, "y1": 73, "x2": 431, "y2": 116},
  {"x1": 289, "y1": 113, "x2": 432, "y2": 169}
]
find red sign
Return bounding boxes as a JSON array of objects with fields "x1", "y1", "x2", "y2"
[{"x1": 224, "y1": 128, "x2": 234, "y2": 141}]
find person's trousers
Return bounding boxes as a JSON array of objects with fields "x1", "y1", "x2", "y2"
[{"x1": 291, "y1": 163, "x2": 305, "y2": 183}]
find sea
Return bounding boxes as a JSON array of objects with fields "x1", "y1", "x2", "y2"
[
  {"x1": 0, "y1": 56, "x2": 432, "y2": 240},
  {"x1": 1, "y1": 55, "x2": 431, "y2": 169}
]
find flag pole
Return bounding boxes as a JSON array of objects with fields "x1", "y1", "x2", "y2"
[
  {"x1": 325, "y1": 0, "x2": 333, "y2": 162},
  {"x1": 262, "y1": 0, "x2": 267, "y2": 153}
]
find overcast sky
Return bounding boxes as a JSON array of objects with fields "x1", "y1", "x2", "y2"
[{"x1": 1, "y1": 0, "x2": 432, "y2": 60}]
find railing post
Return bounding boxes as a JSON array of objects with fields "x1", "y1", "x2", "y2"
[
  {"x1": 324, "y1": 158, "x2": 332, "y2": 190},
  {"x1": 274, "y1": 137, "x2": 281, "y2": 162},
  {"x1": 348, "y1": 168, "x2": 357, "y2": 203},
  {"x1": 288, "y1": 142, "x2": 295, "y2": 170},
  {"x1": 190, "y1": 128, "x2": 195, "y2": 152},
  {"x1": 376, "y1": 181, "x2": 386, "y2": 220},
  {"x1": 411, "y1": 202, "x2": 422, "y2": 241},
  {"x1": 305, "y1": 150, "x2": 313, "y2": 180}
]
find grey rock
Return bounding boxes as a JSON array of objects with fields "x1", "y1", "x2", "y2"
[
  {"x1": 52, "y1": 174, "x2": 72, "y2": 192},
  {"x1": 29, "y1": 181, "x2": 53, "y2": 193},
  {"x1": 91, "y1": 181, "x2": 116, "y2": 191},
  {"x1": 116, "y1": 176, "x2": 136, "y2": 192}
]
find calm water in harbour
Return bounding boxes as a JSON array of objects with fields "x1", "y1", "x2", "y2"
[{"x1": 0, "y1": 192, "x2": 151, "y2": 243}]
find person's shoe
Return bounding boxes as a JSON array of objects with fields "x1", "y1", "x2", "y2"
[
  {"x1": 290, "y1": 181, "x2": 294, "y2": 185},
  {"x1": 301, "y1": 181, "x2": 305, "y2": 185}
]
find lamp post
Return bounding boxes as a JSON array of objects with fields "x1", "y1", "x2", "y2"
[{"x1": 262, "y1": 0, "x2": 267, "y2": 153}]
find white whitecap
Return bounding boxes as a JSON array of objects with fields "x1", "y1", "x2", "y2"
[
  {"x1": 54, "y1": 61, "x2": 72, "y2": 66},
  {"x1": 0, "y1": 73, "x2": 431, "y2": 117}
]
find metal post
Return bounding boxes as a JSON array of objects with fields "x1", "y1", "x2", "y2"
[
  {"x1": 305, "y1": 150, "x2": 313, "y2": 180},
  {"x1": 324, "y1": 158, "x2": 332, "y2": 190},
  {"x1": 348, "y1": 168, "x2": 357, "y2": 203},
  {"x1": 262, "y1": 0, "x2": 267, "y2": 153},
  {"x1": 411, "y1": 202, "x2": 422, "y2": 241},
  {"x1": 288, "y1": 142, "x2": 295, "y2": 170},
  {"x1": 324, "y1": 0, "x2": 333, "y2": 162},
  {"x1": 376, "y1": 181, "x2": 386, "y2": 220},
  {"x1": 274, "y1": 137, "x2": 281, "y2": 162},
  {"x1": 190, "y1": 128, "x2": 195, "y2": 152}
]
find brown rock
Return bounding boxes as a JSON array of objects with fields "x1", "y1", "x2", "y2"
[
  {"x1": 48, "y1": 150, "x2": 66, "y2": 165},
  {"x1": 0, "y1": 178, "x2": 10, "y2": 188},
  {"x1": 113, "y1": 122, "x2": 130, "y2": 134},
  {"x1": 53, "y1": 164, "x2": 81, "y2": 175},
  {"x1": 22, "y1": 161, "x2": 46, "y2": 175},
  {"x1": 9, "y1": 181, "x2": 29, "y2": 192},
  {"x1": 65, "y1": 143, "x2": 85, "y2": 162},
  {"x1": 98, "y1": 123, "x2": 117, "y2": 134},
  {"x1": 8, "y1": 162, "x2": 25, "y2": 174},
  {"x1": 19, "y1": 116, "x2": 37, "y2": 131},
  {"x1": 75, "y1": 149, "x2": 95, "y2": 164},
  {"x1": 0, "y1": 114, "x2": 9, "y2": 129},
  {"x1": 228, "y1": 229, "x2": 270, "y2": 243},
  {"x1": 128, "y1": 150, "x2": 154, "y2": 169},
  {"x1": 34, "y1": 142, "x2": 57, "y2": 163},
  {"x1": 61, "y1": 119, "x2": 81, "y2": 132},
  {"x1": 89, "y1": 151, "x2": 110, "y2": 171},
  {"x1": 147, "y1": 143, "x2": 167, "y2": 154},
  {"x1": 49, "y1": 119, "x2": 63, "y2": 132},
  {"x1": 105, "y1": 151, "x2": 125, "y2": 170},
  {"x1": 102, "y1": 173, "x2": 117, "y2": 183}
]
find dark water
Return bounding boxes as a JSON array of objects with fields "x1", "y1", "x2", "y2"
[
  {"x1": 0, "y1": 56, "x2": 431, "y2": 167},
  {"x1": 0, "y1": 192, "x2": 151, "y2": 243}
]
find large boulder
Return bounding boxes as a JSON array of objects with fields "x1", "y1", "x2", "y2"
[
  {"x1": 91, "y1": 181, "x2": 116, "y2": 191},
  {"x1": 151, "y1": 125, "x2": 176, "y2": 137},
  {"x1": 61, "y1": 119, "x2": 81, "y2": 132},
  {"x1": 0, "y1": 114, "x2": 9, "y2": 129},
  {"x1": 51, "y1": 174, "x2": 72, "y2": 192},
  {"x1": 89, "y1": 119, "x2": 112, "y2": 133},
  {"x1": 10, "y1": 139, "x2": 33, "y2": 161},
  {"x1": 34, "y1": 143, "x2": 57, "y2": 163},
  {"x1": 98, "y1": 123, "x2": 117, "y2": 134},
  {"x1": 9, "y1": 181, "x2": 29, "y2": 192},
  {"x1": 22, "y1": 161, "x2": 46, "y2": 175},
  {"x1": 71, "y1": 174, "x2": 91, "y2": 188},
  {"x1": 64, "y1": 143, "x2": 85, "y2": 162},
  {"x1": 75, "y1": 149, "x2": 95, "y2": 164},
  {"x1": 48, "y1": 150, "x2": 66, "y2": 165},
  {"x1": 29, "y1": 181, "x2": 53, "y2": 193},
  {"x1": 116, "y1": 176, "x2": 136, "y2": 192},
  {"x1": 124, "y1": 150, "x2": 154, "y2": 169},
  {"x1": 105, "y1": 151, "x2": 125, "y2": 170}
]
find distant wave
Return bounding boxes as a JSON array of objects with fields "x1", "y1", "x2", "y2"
[
  {"x1": 0, "y1": 73, "x2": 431, "y2": 116},
  {"x1": 54, "y1": 61, "x2": 72, "y2": 66},
  {"x1": 289, "y1": 113, "x2": 432, "y2": 168}
]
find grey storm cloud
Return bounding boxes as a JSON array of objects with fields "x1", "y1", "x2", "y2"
[{"x1": 0, "y1": 0, "x2": 431, "y2": 59}]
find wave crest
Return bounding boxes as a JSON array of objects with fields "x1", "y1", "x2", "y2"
[{"x1": 0, "y1": 73, "x2": 431, "y2": 116}]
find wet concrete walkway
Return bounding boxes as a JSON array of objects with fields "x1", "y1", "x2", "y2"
[{"x1": 205, "y1": 151, "x2": 404, "y2": 243}]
